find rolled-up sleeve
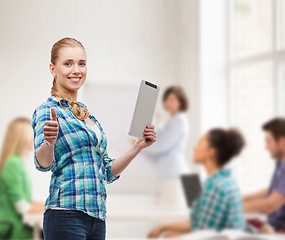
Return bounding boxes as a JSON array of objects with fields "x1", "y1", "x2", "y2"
[
  {"x1": 102, "y1": 151, "x2": 120, "y2": 184},
  {"x1": 273, "y1": 163, "x2": 285, "y2": 196},
  {"x1": 32, "y1": 106, "x2": 56, "y2": 172}
]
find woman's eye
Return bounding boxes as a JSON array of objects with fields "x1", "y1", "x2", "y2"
[
  {"x1": 64, "y1": 63, "x2": 71, "y2": 66},
  {"x1": 80, "y1": 63, "x2": 86, "y2": 66}
]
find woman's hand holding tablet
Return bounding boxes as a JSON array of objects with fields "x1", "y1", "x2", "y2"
[{"x1": 129, "y1": 80, "x2": 160, "y2": 140}]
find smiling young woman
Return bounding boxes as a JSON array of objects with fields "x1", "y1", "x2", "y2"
[{"x1": 32, "y1": 37, "x2": 157, "y2": 240}]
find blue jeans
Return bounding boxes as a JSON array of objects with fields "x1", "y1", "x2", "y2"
[{"x1": 43, "y1": 209, "x2": 106, "y2": 240}]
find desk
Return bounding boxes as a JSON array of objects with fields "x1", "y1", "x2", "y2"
[
  {"x1": 23, "y1": 202, "x2": 280, "y2": 240},
  {"x1": 23, "y1": 213, "x2": 42, "y2": 240},
  {"x1": 23, "y1": 205, "x2": 189, "y2": 239}
]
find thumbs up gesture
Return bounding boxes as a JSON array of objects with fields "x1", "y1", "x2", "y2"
[{"x1": 43, "y1": 108, "x2": 59, "y2": 145}]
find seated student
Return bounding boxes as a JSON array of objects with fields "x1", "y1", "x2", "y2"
[
  {"x1": 0, "y1": 118, "x2": 45, "y2": 239},
  {"x1": 243, "y1": 118, "x2": 285, "y2": 233},
  {"x1": 148, "y1": 128, "x2": 245, "y2": 238}
]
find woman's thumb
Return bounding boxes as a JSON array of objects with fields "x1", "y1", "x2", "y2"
[{"x1": 51, "y1": 108, "x2": 57, "y2": 121}]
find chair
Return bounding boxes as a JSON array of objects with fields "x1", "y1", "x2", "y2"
[{"x1": 0, "y1": 221, "x2": 13, "y2": 240}]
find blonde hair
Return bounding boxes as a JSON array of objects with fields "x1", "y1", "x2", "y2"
[
  {"x1": 0, "y1": 118, "x2": 31, "y2": 173},
  {"x1": 51, "y1": 37, "x2": 89, "y2": 120}
]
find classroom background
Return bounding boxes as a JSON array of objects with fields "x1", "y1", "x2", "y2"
[{"x1": 0, "y1": 0, "x2": 284, "y2": 238}]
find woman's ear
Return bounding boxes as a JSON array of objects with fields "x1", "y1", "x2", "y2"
[
  {"x1": 279, "y1": 136, "x2": 285, "y2": 149},
  {"x1": 49, "y1": 63, "x2": 56, "y2": 77},
  {"x1": 207, "y1": 147, "x2": 216, "y2": 159}
]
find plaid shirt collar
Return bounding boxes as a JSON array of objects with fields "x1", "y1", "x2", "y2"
[{"x1": 207, "y1": 168, "x2": 232, "y2": 182}]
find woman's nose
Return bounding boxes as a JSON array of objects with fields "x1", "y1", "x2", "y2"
[{"x1": 72, "y1": 64, "x2": 80, "y2": 74}]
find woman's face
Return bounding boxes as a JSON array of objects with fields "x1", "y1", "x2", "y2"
[
  {"x1": 193, "y1": 133, "x2": 214, "y2": 164},
  {"x1": 50, "y1": 47, "x2": 87, "y2": 92},
  {"x1": 163, "y1": 93, "x2": 181, "y2": 115}
]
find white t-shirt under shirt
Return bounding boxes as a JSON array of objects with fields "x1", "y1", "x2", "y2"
[
  {"x1": 88, "y1": 123, "x2": 101, "y2": 143},
  {"x1": 51, "y1": 123, "x2": 102, "y2": 211}
]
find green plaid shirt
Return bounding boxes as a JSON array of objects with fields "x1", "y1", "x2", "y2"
[
  {"x1": 191, "y1": 169, "x2": 245, "y2": 231},
  {"x1": 32, "y1": 96, "x2": 119, "y2": 221}
]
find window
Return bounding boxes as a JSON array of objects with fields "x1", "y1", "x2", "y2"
[
  {"x1": 232, "y1": 62, "x2": 275, "y2": 192},
  {"x1": 233, "y1": 0, "x2": 273, "y2": 58},
  {"x1": 278, "y1": 64, "x2": 285, "y2": 115},
  {"x1": 229, "y1": 0, "x2": 285, "y2": 193}
]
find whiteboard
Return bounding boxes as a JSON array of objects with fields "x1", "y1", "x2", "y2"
[{"x1": 84, "y1": 81, "x2": 158, "y2": 194}]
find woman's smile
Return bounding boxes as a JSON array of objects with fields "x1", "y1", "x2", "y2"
[{"x1": 68, "y1": 76, "x2": 81, "y2": 83}]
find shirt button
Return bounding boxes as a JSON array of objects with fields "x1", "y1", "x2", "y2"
[
  {"x1": 98, "y1": 166, "x2": 101, "y2": 169},
  {"x1": 100, "y1": 140, "x2": 103, "y2": 143},
  {"x1": 96, "y1": 152, "x2": 100, "y2": 156},
  {"x1": 100, "y1": 180, "x2": 103, "y2": 183}
]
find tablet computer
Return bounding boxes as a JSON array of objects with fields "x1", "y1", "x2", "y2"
[
  {"x1": 129, "y1": 80, "x2": 159, "y2": 139},
  {"x1": 181, "y1": 174, "x2": 202, "y2": 207}
]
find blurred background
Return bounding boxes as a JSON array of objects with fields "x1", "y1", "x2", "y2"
[{"x1": 0, "y1": 0, "x2": 284, "y2": 238}]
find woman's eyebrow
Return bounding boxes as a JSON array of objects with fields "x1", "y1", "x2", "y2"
[{"x1": 63, "y1": 59, "x2": 86, "y2": 62}]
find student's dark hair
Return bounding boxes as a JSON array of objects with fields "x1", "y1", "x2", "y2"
[
  {"x1": 208, "y1": 128, "x2": 245, "y2": 167},
  {"x1": 262, "y1": 118, "x2": 285, "y2": 141},
  {"x1": 163, "y1": 86, "x2": 189, "y2": 111}
]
